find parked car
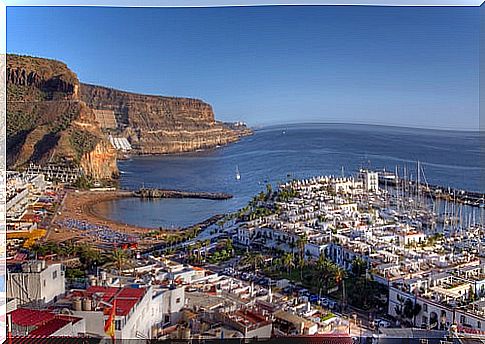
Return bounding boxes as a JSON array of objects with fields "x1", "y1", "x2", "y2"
[
  {"x1": 373, "y1": 319, "x2": 391, "y2": 328},
  {"x1": 309, "y1": 294, "x2": 319, "y2": 303},
  {"x1": 298, "y1": 288, "x2": 310, "y2": 296}
]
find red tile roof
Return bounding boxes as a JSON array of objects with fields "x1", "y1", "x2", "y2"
[
  {"x1": 117, "y1": 287, "x2": 145, "y2": 299},
  {"x1": 70, "y1": 286, "x2": 147, "y2": 316},
  {"x1": 11, "y1": 336, "x2": 87, "y2": 344},
  {"x1": 10, "y1": 310, "x2": 84, "y2": 338},
  {"x1": 114, "y1": 299, "x2": 138, "y2": 316},
  {"x1": 10, "y1": 309, "x2": 55, "y2": 327},
  {"x1": 28, "y1": 318, "x2": 72, "y2": 337}
]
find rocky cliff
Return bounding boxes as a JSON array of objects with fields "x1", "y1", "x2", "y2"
[
  {"x1": 7, "y1": 55, "x2": 118, "y2": 180},
  {"x1": 7, "y1": 55, "x2": 251, "y2": 180},
  {"x1": 80, "y1": 84, "x2": 251, "y2": 154}
]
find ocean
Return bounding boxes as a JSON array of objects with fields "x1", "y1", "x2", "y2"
[{"x1": 93, "y1": 123, "x2": 483, "y2": 229}]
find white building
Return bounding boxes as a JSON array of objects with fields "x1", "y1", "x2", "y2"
[
  {"x1": 7, "y1": 261, "x2": 65, "y2": 306},
  {"x1": 389, "y1": 282, "x2": 485, "y2": 333},
  {"x1": 359, "y1": 169, "x2": 379, "y2": 193}
]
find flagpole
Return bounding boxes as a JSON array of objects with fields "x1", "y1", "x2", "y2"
[{"x1": 112, "y1": 298, "x2": 116, "y2": 344}]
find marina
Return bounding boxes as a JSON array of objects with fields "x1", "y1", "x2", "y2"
[{"x1": 377, "y1": 167, "x2": 484, "y2": 207}]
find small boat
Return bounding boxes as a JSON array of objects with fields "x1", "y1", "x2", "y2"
[{"x1": 236, "y1": 165, "x2": 241, "y2": 180}]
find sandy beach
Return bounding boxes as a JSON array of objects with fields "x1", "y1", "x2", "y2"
[{"x1": 48, "y1": 190, "x2": 158, "y2": 243}]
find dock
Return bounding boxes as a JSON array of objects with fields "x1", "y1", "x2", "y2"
[{"x1": 133, "y1": 188, "x2": 233, "y2": 200}]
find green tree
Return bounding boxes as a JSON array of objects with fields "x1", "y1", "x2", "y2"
[
  {"x1": 105, "y1": 249, "x2": 132, "y2": 276},
  {"x1": 241, "y1": 253, "x2": 265, "y2": 271},
  {"x1": 351, "y1": 257, "x2": 367, "y2": 277},
  {"x1": 282, "y1": 252, "x2": 295, "y2": 274},
  {"x1": 296, "y1": 234, "x2": 308, "y2": 280}
]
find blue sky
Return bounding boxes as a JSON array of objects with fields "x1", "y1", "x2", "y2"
[{"x1": 7, "y1": 6, "x2": 479, "y2": 130}]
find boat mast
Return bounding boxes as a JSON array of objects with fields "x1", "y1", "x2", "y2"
[{"x1": 416, "y1": 161, "x2": 420, "y2": 206}]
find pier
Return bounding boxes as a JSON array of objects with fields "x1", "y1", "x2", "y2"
[{"x1": 133, "y1": 188, "x2": 233, "y2": 200}]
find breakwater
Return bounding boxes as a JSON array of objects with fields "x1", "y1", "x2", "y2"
[{"x1": 133, "y1": 188, "x2": 233, "y2": 200}]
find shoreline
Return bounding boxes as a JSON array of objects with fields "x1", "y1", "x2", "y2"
[
  {"x1": 48, "y1": 190, "x2": 228, "y2": 246},
  {"x1": 50, "y1": 191, "x2": 153, "y2": 243}
]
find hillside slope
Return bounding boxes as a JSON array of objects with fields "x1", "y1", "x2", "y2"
[{"x1": 7, "y1": 55, "x2": 118, "y2": 180}]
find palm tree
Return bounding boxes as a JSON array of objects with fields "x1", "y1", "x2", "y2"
[
  {"x1": 225, "y1": 239, "x2": 234, "y2": 256},
  {"x1": 272, "y1": 257, "x2": 282, "y2": 272},
  {"x1": 351, "y1": 257, "x2": 367, "y2": 277},
  {"x1": 106, "y1": 249, "x2": 131, "y2": 276},
  {"x1": 241, "y1": 253, "x2": 265, "y2": 272},
  {"x1": 194, "y1": 241, "x2": 202, "y2": 264},
  {"x1": 282, "y1": 252, "x2": 295, "y2": 275},
  {"x1": 204, "y1": 240, "x2": 210, "y2": 260},
  {"x1": 62, "y1": 242, "x2": 77, "y2": 259},
  {"x1": 76, "y1": 243, "x2": 103, "y2": 271},
  {"x1": 335, "y1": 267, "x2": 347, "y2": 310},
  {"x1": 296, "y1": 234, "x2": 308, "y2": 280},
  {"x1": 335, "y1": 266, "x2": 347, "y2": 285},
  {"x1": 317, "y1": 259, "x2": 338, "y2": 295}
]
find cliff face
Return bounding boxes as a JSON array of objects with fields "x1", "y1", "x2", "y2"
[
  {"x1": 7, "y1": 55, "x2": 118, "y2": 180},
  {"x1": 7, "y1": 55, "x2": 251, "y2": 181},
  {"x1": 80, "y1": 84, "x2": 251, "y2": 154}
]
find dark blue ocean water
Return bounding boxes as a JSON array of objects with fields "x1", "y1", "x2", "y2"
[{"x1": 94, "y1": 124, "x2": 483, "y2": 229}]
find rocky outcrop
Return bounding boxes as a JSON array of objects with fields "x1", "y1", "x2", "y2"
[
  {"x1": 80, "y1": 140, "x2": 118, "y2": 180},
  {"x1": 80, "y1": 84, "x2": 252, "y2": 154},
  {"x1": 7, "y1": 54, "x2": 251, "y2": 181},
  {"x1": 7, "y1": 55, "x2": 118, "y2": 180}
]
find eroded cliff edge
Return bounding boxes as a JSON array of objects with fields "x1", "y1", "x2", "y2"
[
  {"x1": 7, "y1": 55, "x2": 118, "y2": 180},
  {"x1": 80, "y1": 83, "x2": 252, "y2": 154}
]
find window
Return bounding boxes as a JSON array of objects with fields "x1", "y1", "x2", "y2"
[
  {"x1": 423, "y1": 304, "x2": 428, "y2": 312},
  {"x1": 460, "y1": 316, "x2": 466, "y2": 325},
  {"x1": 43, "y1": 280, "x2": 46, "y2": 287},
  {"x1": 478, "y1": 321, "x2": 481, "y2": 329},
  {"x1": 115, "y1": 319, "x2": 122, "y2": 331},
  {"x1": 176, "y1": 298, "x2": 181, "y2": 304},
  {"x1": 52, "y1": 270, "x2": 58, "y2": 279}
]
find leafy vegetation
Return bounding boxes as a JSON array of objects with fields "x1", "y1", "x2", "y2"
[
  {"x1": 262, "y1": 252, "x2": 387, "y2": 311},
  {"x1": 72, "y1": 175, "x2": 95, "y2": 190},
  {"x1": 276, "y1": 187, "x2": 299, "y2": 202},
  {"x1": 6, "y1": 110, "x2": 38, "y2": 141},
  {"x1": 69, "y1": 130, "x2": 100, "y2": 161},
  {"x1": 30, "y1": 241, "x2": 126, "y2": 279}
]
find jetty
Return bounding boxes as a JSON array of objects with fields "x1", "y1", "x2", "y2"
[{"x1": 133, "y1": 188, "x2": 233, "y2": 200}]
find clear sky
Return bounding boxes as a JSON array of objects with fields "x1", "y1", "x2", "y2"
[{"x1": 6, "y1": 5, "x2": 479, "y2": 130}]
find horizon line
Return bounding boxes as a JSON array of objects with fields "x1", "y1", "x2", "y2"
[{"x1": 251, "y1": 121, "x2": 482, "y2": 133}]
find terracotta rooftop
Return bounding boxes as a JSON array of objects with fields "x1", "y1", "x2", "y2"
[
  {"x1": 10, "y1": 309, "x2": 55, "y2": 327},
  {"x1": 69, "y1": 285, "x2": 147, "y2": 316}
]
